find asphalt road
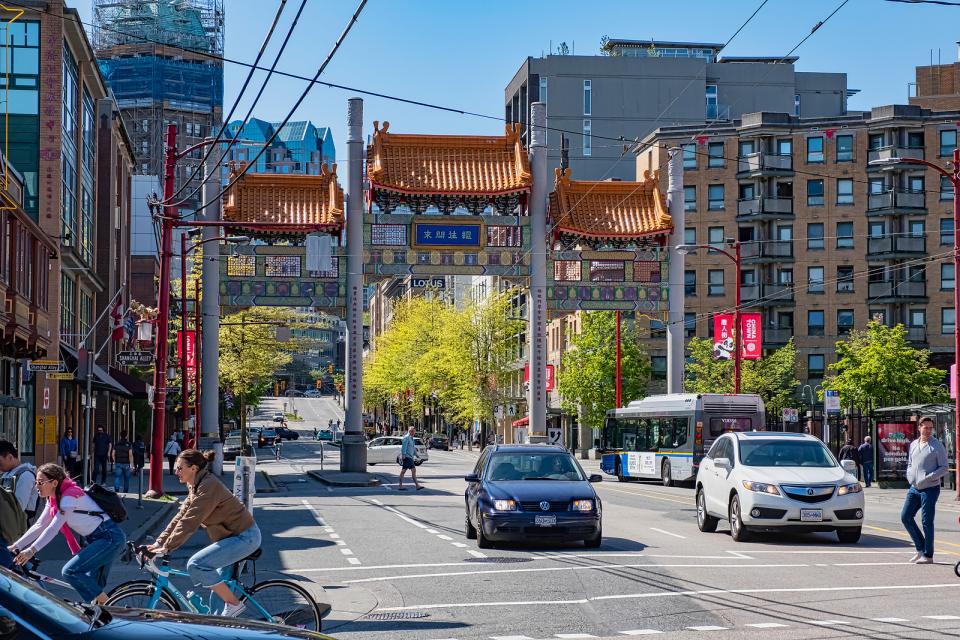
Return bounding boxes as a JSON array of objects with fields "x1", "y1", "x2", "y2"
[{"x1": 36, "y1": 403, "x2": 960, "y2": 639}]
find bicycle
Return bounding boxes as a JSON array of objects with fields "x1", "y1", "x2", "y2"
[
  {"x1": 105, "y1": 542, "x2": 323, "y2": 631},
  {"x1": 12, "y1": 557, "x2": 73, "y2": 594},
  {"x1": 274, "y1": 439, "x2": 282, "y2": 462}
]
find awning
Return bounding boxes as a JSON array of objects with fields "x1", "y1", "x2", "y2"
[
  {"x1": 59, "y1": 345, "x2": 132, "y2": 398},
  {"x1": 109, "y1": 367, "x2": 149, "y2": 400},
  {"x1": 512, "y1": 416, "x2": 529, "y2": 427}
]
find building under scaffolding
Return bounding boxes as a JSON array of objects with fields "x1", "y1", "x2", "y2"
[{"x1": 92, "y1": 0, "x2": 225, "y2": 212}]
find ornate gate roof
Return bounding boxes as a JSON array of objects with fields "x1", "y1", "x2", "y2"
[
  {"x1": 549, "y1": 168, "x2": 672, "y2": 240},
  {"x1": 367, "y1": 122, "x2": 532, "y2": 196},
  {"x1": 222, "y1": 161, "x2": 344, "y2": 233}
]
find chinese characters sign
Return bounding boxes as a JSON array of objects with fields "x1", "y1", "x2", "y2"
[
  {"x1": 740, "y1": 313, "x2": 761, "y2": 360},
  {"x1": 712, "y1": 313, "x2": 762, "y2": 360},
  {"x1": 413, "y1": 222, "x2": 483, "y2": 247},
  {"x1": 177, "y1": 330, "x2": 196, "y2": 375}
]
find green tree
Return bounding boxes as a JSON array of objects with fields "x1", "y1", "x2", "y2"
[
  {"x1": 823, "y1": 321, "x2": 947, "y2": 410},
  {"x1": 557, "y1": 311, "x2": 651, "y2": 432},
  {"x1": 685, "y1": 337, "x2": 800, "y2": 413}
]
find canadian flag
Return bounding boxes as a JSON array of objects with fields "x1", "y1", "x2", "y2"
[{"x1": 111, "y1": 302, "x2": 125, "y2": 341}]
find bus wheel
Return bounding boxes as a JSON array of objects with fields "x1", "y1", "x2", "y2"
[
  {"x1": 661, "y1": 459, "x2": 673, "y2": 487},
  {"x1": 616, "y1": 459, "x2": 628, "y2": 482}
]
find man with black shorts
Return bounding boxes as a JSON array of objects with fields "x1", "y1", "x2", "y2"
[{"x1": 398, "y1": 426, "x2": 423, "y2": 491}]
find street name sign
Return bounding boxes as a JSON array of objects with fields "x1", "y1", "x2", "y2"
[
  {"x1": 117, "y1": 351, "x2": 155, "y2": 366},
  {"x1": 29, "y1": 360, "x2": 62, "y2": 372},
  {"x1": 47, "y1": 372, "x2": 74, "y2": 381}
]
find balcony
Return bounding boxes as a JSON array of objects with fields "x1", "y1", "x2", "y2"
[
  {"x1": 866, "y1": 190, "x2": 926, "y2": 216},
  {"x1": 736, "y1": 152, "x2": 794, "y2": 178},
  {"x1": 741, "y1": 282, "x2": 795, "y2": 307},
  {"x1": 764, "y1": 327, "x2": 794, "y2": 346},
  {"x1": 867, "y1": 145, "x2": 924, "y2": 167},
  {"x1": 741, "y1": 239, "x2": 794, "y2": 263},
  {"x1": 736, "y1": 197, "x2": 794, "y2": 221},
  {"x1": 866, "y1": 234, "x2": 926, "y2": 260},
  {"x1": 867, "y1": 280, "x2": 927, "y2": 302},
  {"x1": 906, "y1": 326, "x2": 928, "y2": 344}
]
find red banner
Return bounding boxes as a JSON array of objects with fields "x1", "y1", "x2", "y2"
[
  {"x1": 713, "y1": 313, "x2": 762, "y2": 360},
  {"x1": 177, "y1": 330, "x2": 196, "y2": 375},
  {"x1": 524, "y1": 363, "x2": 556, "y2": 392}
]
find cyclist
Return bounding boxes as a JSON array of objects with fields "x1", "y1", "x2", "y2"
[
  {"x1": 8, "y1": 463, "x2": 126, "y2": 604},
  {"x1": 148, "y1": 449, "x2": 261, "y2": 617},
  {"x1": 274, "y1": 436, "x2": 282, "y2": 461}
]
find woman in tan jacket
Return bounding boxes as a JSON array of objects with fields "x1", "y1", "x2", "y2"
[{"x1": 147, "y1": 449, "x2": 260, "y2": 617}]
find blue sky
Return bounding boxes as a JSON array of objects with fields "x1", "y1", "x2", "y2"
[{"x1": 74, "y1": 0, "x2": 954, "y2": 163}]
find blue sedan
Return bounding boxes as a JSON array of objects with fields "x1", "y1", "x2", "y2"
[{"x1": 464, "y1": 444, "x2": 603, "y2": 548}]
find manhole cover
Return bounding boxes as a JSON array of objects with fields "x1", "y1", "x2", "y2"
[
  {"x1": 464, "y1": 556, "x2": 532, "y2": 564},
  {"x1": 364, "y1": 612, "x2": 430, "y2": 620}
]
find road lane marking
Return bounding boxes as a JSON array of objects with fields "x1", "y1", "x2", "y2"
[
  {"x1": 864, "y1": 524, "x2": 960, "y2": 554},
  {"x1": 302, "y1": 499, "x2": 360, "y2": 565},
  {"x1": 745, "y1": 623, "x2": 789, "y2": 628},
  {"x1": 596, "y1": 485, "x2": 691, "y2": 505},
  {"x1": 726, "y1": 550, "x2": 753, "y2": 560},
  {"x1": 452, "y1": 542, "x2": 468, "y2": 548},
  {"x1": 924, "y1": 615, "x2": 960, "y2": 620},
  {"x1": 806, "y1": 620, "x2": 850, "y2": 625},
  {"x1": 467, "y1": 550, "x2": 488, "y2": 559},
  {"x1": 347, "y1": 557, "x2": 361, "y2": 565},
  {"x1": 490, "y1": 636, "x2": 534, "y2": 640},
  {"x1": 426, "y1": 529, "x2": 440, "y2": 534},
  {"x1": 619, "y1": 631, "x2": 663, "y2": 636},
  {"x1": 555, "y1": 635, "x2": 598, "y2": 639},
  {"x1": 374, "y1": 582, "x2": 960, "y2": 611},
  {"x1": 686, "y1": 626, "x2": 727, "y2": 631},
  {"x1": 329, "y1": 533, "x2": 340, "y2": 539},
  {"x1": 340, "y1": 548, "x2": 354, "y2": 556},
  {"x1": 437, "y1": 534, "x2": 454, "y2": 541},
  {"x1": 872, "y1": 617, "x2": 909, "y2": 622},
  {"x1": 649, "y1": 527, "x2": 686, "y2": 539}
]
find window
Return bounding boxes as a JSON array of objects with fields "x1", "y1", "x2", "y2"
[
  {"x1": 539, "y1": 76, "x2": 547, "y2": 104},
  {"x1": 684, "y1": 227, "x2": 696, "y2": 245},
  {"x1": 582, "y1": 119, "x2": 591, "y2": 156},
  {"x1": 487, "y1": 226, "x2": 522, "y2": 247},
  {"x1": 708, "y1": 226, "x2": 725, "y2": 249},
  {"x1": 807, "y1": 223, "x2": 824, "y2": 250},
  {"x1": 940, "y1": 129, "x2": 957, "y2": 156},
  {"x1": 684, "y1": 270, "x2": 697, "y2": 296},
  {"x1": 708, "y1": 269, "x2": 724, "y2": 296},
  {"x1": 650, "y1": 320, "x2": 666, "y2": 339},
  {"x1": 941, "y1": 175, "x2": 954, "y2": 201},
  {"x1": 909, "y1": 219, "x2": 925, "y2": 237},
  {"x1": 583, "y1": 79, "x2": 592, "y2": 115},
  {"x1": 264, "y1": 256, "x2": 301, "y2": 277},
  {"x1": 706, "y1": 84, "x2": 718, "y2": 119},
  {"x1": 941, "y1": 218, "x2": 954, "y2": 245},
  {"x1": 806, "y1": 136, "x2": 824, "y2": 163},
  {"x1": 907, "y1": 131, "x2": 924, "y2": 149},
  {"x1": 682, "y1": 143, "x2": 696, "y2": 169},
  {"x1": 778, "y1": 268, "x2": 793, "y2": 285},
  {"x1": 589, "y1": 260, "x2": 625, "y2": 282},
  {"x1": 778, "y1": 312, "x2": 794, "y2": 330},
  {"x1": 836, "y1": 179, "x2": 854, "y2": 205},
  {"x1": 869, "y1": 133, "x2": 885, "y2": 150},
  {"x1": 776, "y1": 225, "x2": 793, "y2": 241},
  {"x1": 807, "y1": 179, "x2": 824, "y2": 206},
  {"x1": 651, "y1": 356, "x2": 667, "y2": 380},
  {"x1": 836, "y1": 134, "x2": 854, "y2": 161},
  {"x1": 741, "y1": 269, "x2": 757, "y2": 286},
  {"x1": 60, "y1": 274, "x2": 76, "y2": 346},
  {"x1": 910, "y1": 309, "x2": 926, "y2": 328},
  {"x1": 794, "y1": 94, "x2": 801, "y2": 116},
  {"x1": 808, "y1": 310, "x2": 825, "y2": 336},
  {"x1": 943, "y1": 263, "x2": 955, "y2": 290},
  {"x1": 869, "y1": 177, "x2": 886, "y2": 195},
  {"x1": 908, "y1": 175, "x2": 925, "y2": 193},
  {"x1": 738, "y1": 140, "x2": 755, "y2": 157},
  {"x1": 777, "y1": 138, "x2": 793, "y2": 156},
  {"x1": 684, "y1": 186, "x2": 697, "y2": 212},
  {"x1": 836, "y1": 221, "x2": 854, "y2": 249},
  {"x1": 808, "y1": 266, "x2": 825, "y2": 293},
  {"x1": 708, "y1": 184, "x2": 725, "y2": 210},
  {"x1": 869, "y1": 220, "x2": 885, "y2": 238},
  {"x1": 738, "y1": 183, "x2": 755, "y2": 201},
  {"x1": 808, "y1": 354, "x2": 825, "y2": 378},
  {"x1": 708, "y1": 142, "x2": 725, "y2": 168},
  {"x1": 837, "y1": 266, "x2": 854, "y2": 292},
  {"x1": 554, "y1": 260, "x2": 581, "y2": 281},
  {"x1": 684, "y1": 312, "x2": 697, "y2": 338},
  {"x1": 943, "y1": 308, "x2": 955, "y2": 334}
]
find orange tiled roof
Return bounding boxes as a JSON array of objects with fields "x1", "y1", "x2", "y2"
[
  {"x1": 549, "y1": 168, "x2": 672, "y2": 239},
  {"x1": 367, "y1": 121, "x2": 532, "y2": 196},
  {"x1": 223, "y1": 162, "x2": 344, "y2": 231}
]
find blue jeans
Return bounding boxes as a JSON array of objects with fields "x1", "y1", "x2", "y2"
[
  {"x1": 113, "y1": 464, "x2": 131, "y2": 493},
  {"x1": 862, "y1": 463, "x2": 874, "y2": 487},
  {"x1": 901, "y1": 485, "x2": 940, "y2": 558},
  {"x1": 186, "y1": 524, "x2": 262, "y2": 588},
  {"x1": 62, "y1": 519, "x2": 126, "y2": 602}
]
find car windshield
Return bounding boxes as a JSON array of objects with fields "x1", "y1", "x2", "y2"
[
  {"x1": 0, "y1": 569, "x2": 90, "y2": 633},
  {"x1": 739, "y1": 439, "x2": 836, "y2": 468},
  {"x1": 486, "y1": 453, "x2": 585, "y2": 481},
  {"x1": 224, "y1": 437, "x2": 241, "y2": 446}
]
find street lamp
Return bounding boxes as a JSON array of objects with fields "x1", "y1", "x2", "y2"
[
  {"x1": 870, "y1": 149, "x2": 960, "y2": 496},
  {"x1": 676, "y1": 239, "x2": 743, "y2": 394}
]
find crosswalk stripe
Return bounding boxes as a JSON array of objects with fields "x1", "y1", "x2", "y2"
[
  {"x1": 619, "y1": 632, "x2": 663, "y2": 636},
  {"x1": 872, "y1": 617, "x2": 909, "y2": 623},
  {"x1": 686, "y1": 626, "x2": 727, "y2": 631},
  {"x1": 806, "y1": 620, "x2": 850, "y2": 625},
  {"x1": 490, "y1": 636, "x2": 533, "y2": 640},
  {"x1": 555, "y1": 635, "x2": 598, "y2": 639},
  {"x1": 745, "y1": 623, "x2": 789, "y2": 628},
  {"x1": 924, "y1": 615, "x2": 960, "y2": 620}
]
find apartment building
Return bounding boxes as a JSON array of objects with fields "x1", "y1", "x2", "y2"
[{"x1": 637, "y1": 104, "x2": 958, "y2": 390}]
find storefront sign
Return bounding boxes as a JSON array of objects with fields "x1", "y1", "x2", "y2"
[
  {"x1": 412, "y1": 222, "x2": 483, "y2": 248},
  {"x1": 877, "y1": 422, "x2": 916, "y2": 480}
]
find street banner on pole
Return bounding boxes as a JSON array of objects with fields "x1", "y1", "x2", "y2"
[
  {"x1": 713, "y1": 313, "x2": 734, "y2": 359},
  {"x1": 176, "y1": 331, "x2": 197, "y2": 375},
  {"x1": 524, "y1": 363, "x2": 555, "y2": 392},
  {"x1": 740, "y1": 313, "x2": 762, "y2": 360}
]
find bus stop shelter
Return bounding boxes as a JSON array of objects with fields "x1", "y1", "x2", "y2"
[{"x1": 872, "y1": 403, "x2": 956, "y2": 489}]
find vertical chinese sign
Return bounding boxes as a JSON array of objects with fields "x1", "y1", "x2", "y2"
[{"x1": 713, "y1": 313, "x2": 762, "y2": 360}]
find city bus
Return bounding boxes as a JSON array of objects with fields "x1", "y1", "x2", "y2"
[{"x1": 599, "y1": 393, "x2": 765, "y2": 486}]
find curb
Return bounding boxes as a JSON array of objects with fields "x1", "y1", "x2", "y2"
[
  {"x1": 258, "y1": 470, "x2": 278, "y2": 493},
  {"x1": 307, "y1": 470, "x2": 381, "y2": 487},
  {"x1": 126, "y1": 499, "x2": 178, "y2": 544}
]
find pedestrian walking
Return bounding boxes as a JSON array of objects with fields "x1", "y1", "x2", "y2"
[
  {"x1": 8, "y1": 463, "x2": 126, "y2": 604},
  {"x1": 901, "y1": 417, "x2": 948, "y2": 564},
  {"x1": 397, "y1": 425, "x2": 423, "y2": 491},
  {"x1": 92, "y1": 426, "x2": 112, "y2": 485},
  {"x1": 132, "y1": 436, "x2": 146, "y2": 473},
  {"x1": 58, "y1": 429, "x2": 78, "y2": 478},
  {"x1": 112, "y1": 431, "x2": 133, "y2": 493},
  {"x1": 858, "y1": 436, "x2": 874, "y2": 487},
  {"x1": 838, "y1": 438, "x2": 861, "y2": 479},
  {"x1": 163, "y1": 436, "x2": 181, "y2": 476}
]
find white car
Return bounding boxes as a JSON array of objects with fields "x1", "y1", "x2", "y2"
[
  {"x1": 305, "y1": 390, "x2": 322, "y2": 398},
  {"x1": 366, "y1": 436, "x2": 429, "y2": 466},
  {"x1": 695, "y1": 432, "x2": 864, "y2": 543}
]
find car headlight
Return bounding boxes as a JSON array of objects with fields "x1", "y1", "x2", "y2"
[
  {"x1": 572, "y1": 499, "x2": 594, "y2": 512},
  {"x1": 492, "y1": 499, "x2": 516, "y2": 511},
  {"x1": 742, "y1": 480, "x2": 780, "y2": 496},
  {"x1": 837, "y1": 483, "x2": 862, "y2": 496}
]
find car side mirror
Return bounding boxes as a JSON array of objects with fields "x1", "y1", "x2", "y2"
[
  {"x1": 714, "y1": 457, "x2": 731, "y2": 469},
  {"x1": 589, "y1": 474, "x2": 603, "y2": 483},
  {"x1": 840, "y1": 459, "x2": 857, "y2": 474},
  {"x1": 464, "y1": 473, "x2": 480, "y2": 483}
]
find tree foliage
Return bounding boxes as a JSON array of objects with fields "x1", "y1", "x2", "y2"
[
  {"x1": 219, "y1": 307, "x2": 305, "y2": 401},
  {"x1": 685, "y1": 337, "x2": 800, "y2": 413},
  {"x1": 556, "y1": 312, "x2": 651, "y2": 432},
  {"x1": 823, "y1": 321, "x2": 947, "y2": 409}
]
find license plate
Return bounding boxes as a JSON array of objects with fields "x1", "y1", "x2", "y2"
[
  {"x1": 800, "y1": 509, "x2": 823, "y2": 522},
  {"x1": 534, "y1": 515, "x2": 557, "y2": 527}
]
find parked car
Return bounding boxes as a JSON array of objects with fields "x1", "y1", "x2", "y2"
[
  {"x1": 315, "y1": 429, "x2": 333, "y2": 441},
  {"x1": 464, "y1": 444, "x2": 602, "y2": 549},
  {"x1": 304, "y1": 390, "x2": 322, "y2": 398},
  {"x1": 695, "y1": 431, "x2": 864, "y2": 543},
  {"x1": 366, "y1": 436, "x2": 429, "y2": 465},
  {"x1": 428, "y1": 434, "x2": 449, "y2": 450},
  {"x1": 0, "y1": 567, "x2": 333, "y2": 640},
  {"x1": 277, "y1": 427, "x2": 300, "y2": 440},
  {"x1": 222, "y1": 436, "x2": 244, "y2": 460},
  {"x1": 284, "y1": 390, "x2": 305, "y2": 397},
  {"x1": 273, "y1": 412, "x2": 285, "y2": 422},
  {"x1": 258, "y1": 429, "x2": 279, "y2": 448}
]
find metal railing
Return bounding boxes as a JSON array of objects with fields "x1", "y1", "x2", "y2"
[
  {"x1": 867, "y1": 280, "x2": 927, "y2": 298},
  {"x1": 867, "y1": 145, "x2": 924, "y2": 164},
  {"x1": 737, "y1": 197, "x2": 794, "y2": 218},
  {"x1": 866, "y1": 190, "x2": 926, "y2": 211},
  {"x1": 737, "y1": 152, "x2": 793, "y2": 174},
  {"x1": 866, "y1": 234, "x2": 926, "y2": 255},
  {"x1": 741, "y1": 239, "x2": 794, "y2": 260}
]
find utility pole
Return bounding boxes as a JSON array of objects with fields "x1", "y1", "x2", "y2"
[
  {"x1": 665, "y1": 148, "x2": 684, "y2": 394},
  {"x1": 527, "y1": 101, "x2": 548, "y2": 442},
  {"x1": 200, "y1": 141, "x2": 221, "y2": 440}
]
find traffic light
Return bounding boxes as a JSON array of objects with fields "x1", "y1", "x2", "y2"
[{"x1": 316, "y1": 379, "x2": 322, "y2": 389}]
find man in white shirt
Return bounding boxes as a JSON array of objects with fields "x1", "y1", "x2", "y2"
[{"x1": 0, "y1": 440, "x2": 38, "y2": 520}]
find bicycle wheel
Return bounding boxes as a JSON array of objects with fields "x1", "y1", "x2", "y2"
[
  {"x1": 105, "y1": 580, "x2": 181, "y2": 611},
  {"x1": 242, "y1": 579, "x2": 321, "y2": 631}
]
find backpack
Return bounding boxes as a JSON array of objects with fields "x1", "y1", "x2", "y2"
[
  {"x1": 74, "y1": 484, "x2": 128, "y2": 523},
  {"x1": 0, "y1": 486, "x2": 28, "y2": 542},
  {"x1": 1, "y1": 464, "x2": 38, "y2": 516}
]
